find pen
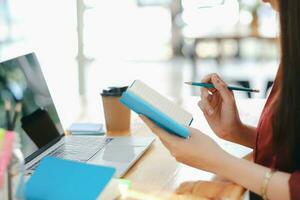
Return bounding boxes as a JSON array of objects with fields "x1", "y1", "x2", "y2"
[{"x1": 184, "y1": 82, "x2": 260, "y2": 93}]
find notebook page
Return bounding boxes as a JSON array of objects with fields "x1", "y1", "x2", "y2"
[{"x1": 128, "y1": 80, "x2": 192, "y2": 125}]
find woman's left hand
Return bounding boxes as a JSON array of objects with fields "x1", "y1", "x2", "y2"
[
  {"x1": 174, "y1": 180, "x2": 245, "y2": 200},
  {"x1": 140, "y1": 115, "x2": 228, "y2": 172}
]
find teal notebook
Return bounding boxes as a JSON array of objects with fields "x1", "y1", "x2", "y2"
[
  {"x1": 25, "y1": 157, "x2": 116, "y2": 200},
  {"x1": 120, "y1": 80, "x2": 193, "y2": 138}
]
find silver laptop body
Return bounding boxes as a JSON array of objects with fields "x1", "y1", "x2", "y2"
[{"x1": 0, "y1": 53, "x2": 154, "y2": 178}]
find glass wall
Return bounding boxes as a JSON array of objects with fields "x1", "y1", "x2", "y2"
[
  {"x1": 0, "y1": 0, "x2": 280, "y2": 123},
  {"x1": 0, "y1": 0, "x2": 79, "y2": 127}
]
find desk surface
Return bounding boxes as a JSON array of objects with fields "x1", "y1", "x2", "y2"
[{"x1": 122, "y1": 97, "x2": 266, "y2": 199}]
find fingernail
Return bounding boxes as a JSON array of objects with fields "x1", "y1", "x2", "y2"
[{"x1": 208, "y1": 109, "x2": 214, "y2": 115}]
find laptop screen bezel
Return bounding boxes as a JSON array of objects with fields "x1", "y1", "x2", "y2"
[
  {"x1": 24, "y1": 134, "x2": 64, "y2": 164},
  {"x1": 0, "y1": 52, "x2": 66, "y2": 163}
]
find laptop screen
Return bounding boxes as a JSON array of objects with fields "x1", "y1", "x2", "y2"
[{"x1": 0, "y1": 53, "x2": 64, "y2": 159}]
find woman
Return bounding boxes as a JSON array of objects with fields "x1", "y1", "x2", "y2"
[{"x1": 140, "y1": 0, "x2": 300, "y2": 199}]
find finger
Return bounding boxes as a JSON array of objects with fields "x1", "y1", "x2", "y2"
[
  {"x1": 139, "y1": 115, "x2": 181, "y2": 144},
  {"x1": 200, "y1": 87, "x2": 212, "y2": 101},
  {"x1": 216, "y1": 183, "x2": 245, "y2": 200},
  {"x1": 139, "y1": 115, "x2": 158, "y2": 132},
  {"x1": 197, "y1": 100, "x2": 205, "y2": 113},
  {"x1": 187, "y1": 127, "x2": 201, "y2": 136},
  {"x1": 200, "y1": 88, "x2": 214, "y2": 116},
  {"x1": 175, "y1": 181, "x2": 195, "y2": 194},
  {"x1": 200, "y1": 87, "x2": 221, "y2": 108},
  {"x1": 192, "y1": 181, "x2": 223, "y2": 198},
  {"x1": 211, "y1": 74, "x2": 233, "y2": 104},
  {"x1": 198, "y1": 101, "x2": 212, "y2": 119},
  {"x1": 201, "y1": 73, "x2": 225, "y2": 99},
  {"x1": 140, "y1": 115, "x2": 172, "y2": 146},
  {"x1": 201, "y1": 73, "x2": 216, "y2": 82},
  {"x1": 210, "y1": 88, "x2": 217, "y2": 93},
  {"x1": 209, "y1": 90, "x2": 222, "y2": 109},
  {"x1": 139, "y1": 115, "x2": 166, "y2": 137},
  {"x1": 201, "y1": 73, "x2": 217, "y2": 93}
]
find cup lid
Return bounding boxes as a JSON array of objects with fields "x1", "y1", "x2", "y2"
[{"x1": 101, "y1": 86, "x2": 128, "y2": 96}]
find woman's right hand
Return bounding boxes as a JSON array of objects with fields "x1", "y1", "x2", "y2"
[{"x1": 198, "y1": 73, "x2": 243, "y2": 141}]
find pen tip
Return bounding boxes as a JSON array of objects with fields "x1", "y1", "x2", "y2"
[
  {"x1": 253, "y1": 89, "x2": 260, "y2": 93},
  {"x1": 184, "y1": 82, "x2": 192, "y2": 85}
]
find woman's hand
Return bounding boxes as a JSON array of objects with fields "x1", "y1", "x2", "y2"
[
  {"x1": 140, "y1": 115, "x2": 228, "y2": 172},
  {"x1": 198, "y1": 73, "x2": 244, "y2": 141},
  {"x1": 175, "y1": 180, "x2": 245, "y2": 200}
]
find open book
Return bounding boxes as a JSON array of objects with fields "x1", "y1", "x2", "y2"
[{"x1": 120, "y1": 80, "x2": 193, "y2": 138}]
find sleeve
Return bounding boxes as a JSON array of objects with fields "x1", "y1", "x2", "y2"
[{"x1": 289, "y1": 171, "x2": 300, "y2": 200}]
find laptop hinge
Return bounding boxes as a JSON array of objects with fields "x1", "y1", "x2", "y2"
[{"x1": 25, "y1": 134, "x2": 64, "y2": 163}]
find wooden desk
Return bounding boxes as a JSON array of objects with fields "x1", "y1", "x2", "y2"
[{"x1": 122, "y1": 97, "x2": 266, "y2": 199}]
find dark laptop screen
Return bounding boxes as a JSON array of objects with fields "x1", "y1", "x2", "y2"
[{"x1": 0, "y1": 53, "x2": 63, "y2": 159}]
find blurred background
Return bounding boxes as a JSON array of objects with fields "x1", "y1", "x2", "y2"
[{"x1": 0, "y1": 0, "x2": 279, "y2": 127}]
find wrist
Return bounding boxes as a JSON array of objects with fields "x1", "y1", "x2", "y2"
[
  {"x1": 233, "y1": 121, "x2": 247, "y2": 135},
  {"x1": 219, "y1": 122, "x2": 244, "y2": 142},
  {"x1": 227, "y1": 123, "x2": 257, "y2": 148},
  {"x1": 236, "y1": 123, "x2": 257, "y2": 148},
  {"x1": 210, "y1": 149, "x2": 233, "y2": 175}
]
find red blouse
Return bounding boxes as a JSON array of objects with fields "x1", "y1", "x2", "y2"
[{"x1": 254, "y1": 83, "x2": 300, "y2": 200}]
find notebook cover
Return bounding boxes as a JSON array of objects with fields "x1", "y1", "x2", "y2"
[
  {"x1": 25, "y1": 157, "x2": 116, "y2": 200},
  {"x1": 120, "y1": 90, "x2": 191, "y2": 138}
]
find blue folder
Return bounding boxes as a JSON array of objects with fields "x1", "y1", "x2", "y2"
[
  {"x1": 120, "y1": 90, "x2": 193, "y2": 138},
  {"x1": 25, "y1": 157, "x2": 116, "y2": 200}
]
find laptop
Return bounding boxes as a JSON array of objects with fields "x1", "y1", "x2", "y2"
[{"x1": 0, "y1": 53, "x2": 155, "y2": 177}]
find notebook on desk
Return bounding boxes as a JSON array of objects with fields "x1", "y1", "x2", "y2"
[
  {"x1": 120, "y1": 80, "x2": 193, "y2": 138},
  {"x1": 25, "y1": 157, "x2": 119, "y2": 200}
]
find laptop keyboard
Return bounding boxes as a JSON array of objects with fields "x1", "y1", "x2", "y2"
[{"x1": 28, "y1": 137, "x2": 113, "y2": 171}]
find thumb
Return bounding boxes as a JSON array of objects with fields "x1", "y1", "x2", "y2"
[
  {"x1": 187, "y1": 126, "x2": 201, "y2": 137},
  {"x1": 211, "y1": 75, "x2": 233, "y2": 104}
]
